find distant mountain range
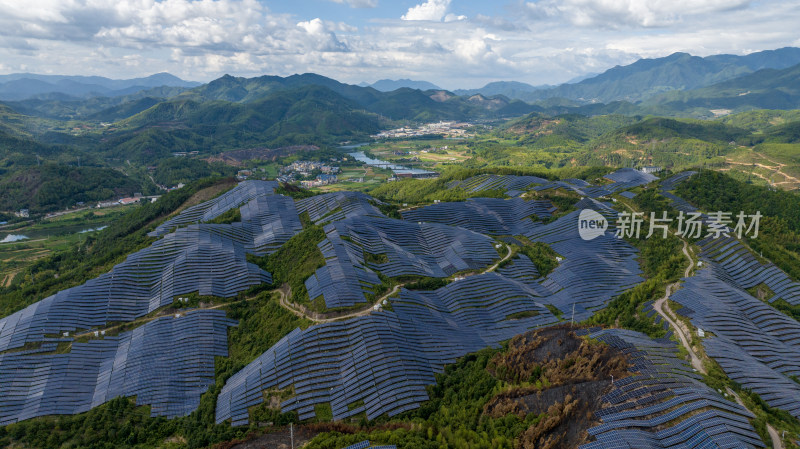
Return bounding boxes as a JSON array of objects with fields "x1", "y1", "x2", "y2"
[
  {"x1": 0, "y1": 46, "x2": 799, "y2": 164},
  {"x1": 0, "y1": 73, "x2": 200, "y2": 101},
  {"x1": 454, "y1": 81, "x2": 550, "y2": 99},
  {"x1": 521, "y1": 47, "x2": 800, "y2": 104},
  {"x1": 642, "y1": 62, "x2": 800, "y2": 113},
  {"x1": 364, "y1": 79, "x2": 441, "y2": 92}
]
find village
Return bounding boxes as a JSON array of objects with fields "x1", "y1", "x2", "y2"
[
  {"x1": 277, "y1": 160, "x2": 342, "y2": 188},
  {"x1": 372, "y1": 121, "x2": 476, "y2": 139}
]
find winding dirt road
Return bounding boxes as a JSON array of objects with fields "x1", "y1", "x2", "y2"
[
  {"x1": 278, "y1": 283, "x2": 403, "y2": 324},
  {"x1": 650, "y1": 239, "x2": 783, "y2": 448},
  {"x1": 652, "y1": 240, "x2": 706, "y2": 374},
  {"x1": 278, "y1": 243, "x2": 513, "y2": 323}
]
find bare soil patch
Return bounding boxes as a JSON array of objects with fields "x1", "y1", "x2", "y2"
[{"x1": 484, "y1": 325, "x2": 630, "y2": 449}]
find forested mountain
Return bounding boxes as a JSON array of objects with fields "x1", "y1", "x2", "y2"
[
  {"x1": 643, "y1": 62, "x2": 800, "y2": 113},
  {"x1": 517, "y1": 47, "x2": 800, "y2": 104},
  {"x1": 103, "y1": 85, "x2": 383, "y2": 162},
  {"x1": 368, "y1": 79, "x2": 441, "y2": 91},
  {"x1": 0, "y1": 72, "x2": 199, "y2": 101},
  {"x1": 454, "y1": 80, "x2": 548, "y2": 98},
  {"x1": 168, "y1": 73, "x2": 521, "y2": 121}
]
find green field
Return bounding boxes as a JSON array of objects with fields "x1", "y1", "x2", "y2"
[{"x1": 0, "y1": 205, "x2": 138, "y2": 287}]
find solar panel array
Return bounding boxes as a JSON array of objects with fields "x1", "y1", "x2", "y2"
[
  {"x1": 698, "y1": 235, "x2": 800, "y2": 305},
  {"x1": 223, "y1": 194, "x2": 304, "y2": 255},
  {"x1": 401, "y1": 197, "x2": 555, "y2": 235},
  {"x1": 295, "y1": 191, "x2": 385, "y2": 225},
  {"x1": 530, "y1": 168, "x2": 657, "y2": 199},
  {"x1": 580, "y1": 328, "x2": 763, "y2": 449},
  {"x1": 216, "y1": 203, "x2": 646, "y2": 425},
  {"x1": 150, "y1": 181, "x2": 279, "y2": 236},
  {"x1": 0, "y1": 226, "x2": 270, "y2": 354},
  {"x1": 496, "y1": 254, "x2": 541, "y2": 287},
  {"x1": 0, "y1": 181, "x2": 301, "y2": 423},
  {"x1": 305, "y1": 216, "x2": 500, "y2": 308},
  {"x1": 659, "y1": 171, "x2": 699, "y2": 214},
  {"x1": 305, "y1": 237, "x2": 383, "y2": 308},
  {"x1": 331, "y1": 217, "x2": 499, "y2": 278},
  {"x1": 446, "y1": 173, "x2": 550, "y2": 197},
  {"x1": 0, "y1": 310, "x2": 235, "y2": 425},
  {"x1": 216, "y1": 272, "x2": 562, "y2": 426},
  {"x1": 342, "y1": 441, "x2": 397, "y2": 449},
  {"x1": 524, "y1": 208, "x2": 643, "y2": 320},
  {"x1": 671, "y1": 265, "x2": 800, "y2": 419}
]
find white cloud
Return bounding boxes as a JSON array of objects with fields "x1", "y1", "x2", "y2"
[
  {"x1": 296, "y1": 18, "x2": 350, "y2": 52},
  {"x1": 329, "y1": 0, "x2": 378, "y2": 8},
  {"x1": 401, "y1": 0, "x2": 451, "y2": 21},
  {"x1": 0, "y1": 0, "x2": 796, "y2": 89},
  {"x1": 524, "y1": 0, "x2": 752, "y2": 28}
]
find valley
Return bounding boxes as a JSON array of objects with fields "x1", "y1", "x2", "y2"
[{"x1": 2, "y1": 46, "x2": 800, "y2": 449}]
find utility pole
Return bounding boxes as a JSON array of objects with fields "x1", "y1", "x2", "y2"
[
  {"x1": 290, "y1": 423, "x2": 294, "y2": 449},
  {"x1": 570, "y1": 303, "x2": 575, "y2": 327}
]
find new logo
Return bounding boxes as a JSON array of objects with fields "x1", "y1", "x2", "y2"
[{"x1": 578, "y1": 209, "x2": 608, "y2": 241}]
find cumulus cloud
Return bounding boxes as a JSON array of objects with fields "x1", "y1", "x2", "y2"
[
  {"x1": 0, "y1": 0, "x2": 796, "y2": 88},
  {"x1": 401, "y1": 0, "x2": 451, "y2": 21},
  {"x1": 296, "y1": 18, "x2": 350, "y2": 52}
]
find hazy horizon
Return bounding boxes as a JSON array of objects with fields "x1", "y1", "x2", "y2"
[{"x1": 0, "y1": 0, "x2": 798, "y2": 89}]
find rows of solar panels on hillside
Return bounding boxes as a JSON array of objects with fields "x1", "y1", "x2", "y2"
[
  {"x1": 579, "y1": 328, "x2": 763, "y2": 449},
  {"x1": 0, "y1": 181, "x2": 303, "y2": 423},
  {"x1": 631, "y1": 174, "x2": 800, "y2": 422},
  {"x1": 402, "y1": 197, "x2": 555, "y2": 235},
  {"x1": 0, "y1": 310, "x2": 235, "y2": 425},
  {"x1": 446, "y1": 168, "x2": 656, "y2": 198},
  {"x1": 216, "y1": 208, "x2": 645, "y2": 425},
  {"x1": 659, "y1": 171, "x2": 699, "y2": 214},
  {"x1": 670, "y1": 239, "x2": 800, "y2": 419},
  {"x1": 405, "y1": 196, "x2": 635, "y2": 321},
  {"x1": 295, "y1": 192, "x2": 502, "y2": 308}
]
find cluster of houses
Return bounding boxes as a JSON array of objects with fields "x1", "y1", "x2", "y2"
[
  {"x1": 372, "y1": 121, "x2": 474, "y2": 139},
  {"x1": 299, "y1": 174, "x2": 338, "y2": 188},
  {"x1": 277, "y1": 160, "x2": 341, "y2": 187}
]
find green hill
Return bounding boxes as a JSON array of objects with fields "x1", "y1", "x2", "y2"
[
  {"x1": 97, "y1": 85, "x2": 382, "y2": 162},
  {"x1": 5, "y1": 85, "x2": 188, "y2": 120},
  {"x1": 524, "y1": 47, "x2": 800, "y2": 104},
  {"x1": 0, "y1": 164, "x2": 143, "y2": 213},
  {"x1": 644, "y1": 63, "x2": 800, "y2": 114}
]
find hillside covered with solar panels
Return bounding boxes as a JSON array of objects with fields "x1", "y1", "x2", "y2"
[{"x1": 2, "y1": 165, "x2": 800, "y2": 449}]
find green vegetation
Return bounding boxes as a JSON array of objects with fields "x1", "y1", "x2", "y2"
[
  {"x1": 676, "y1": 170, "x2": 800, "y2": 280},
  {"x1": 0, "y1": 397, "x2": 182, "y2": 449},
  {"x1": 644, "y1": 62, "x2": 800, "y2": 117},
  {"x1": 0, "y1": 206, "x2": 137, "y2": 290},
  {"x1": 305, "y1": 348, "x2": 537, "y2": 449},
  {"x1": 206, "y1": 207, "x2": 241, "y2": 225},
  {"x1": 252, "y1": 225, "x2": 327, "y2": 304},
  {"x1": 152, "y1": 158, "x2": 236, "y2": 187},
  {"x1": 0, "y1": 164, "x2": 143, "y2": 214},
  {"x1": 369, "y1": 177, "x2": 506, "y2": 204},
  {"x1": 0, "y1": 178, "x2": 233, "y2": 319},
  {"x1": 516, "y1": 240, "x2": 560, "y2": 277}
]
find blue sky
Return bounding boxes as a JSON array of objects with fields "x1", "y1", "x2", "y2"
[{"x1": 0, "y1": 0, "x2": 798, "y2": 88}]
